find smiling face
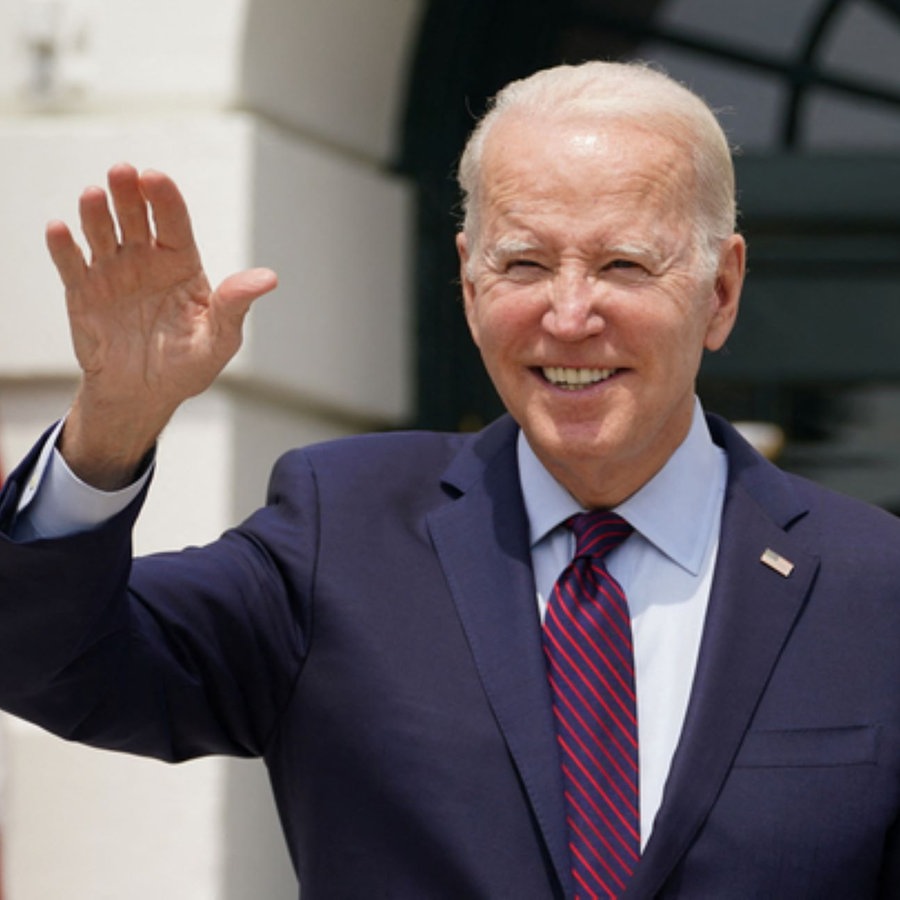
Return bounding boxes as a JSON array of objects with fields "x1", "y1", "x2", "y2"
[{"x1": 458, "y1": 113, "x2": 745, "y2": 507}]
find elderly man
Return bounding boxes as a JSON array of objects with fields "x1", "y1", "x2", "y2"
[{"x1": 1, "y1": 61, "x2": 899, "y2": 899}]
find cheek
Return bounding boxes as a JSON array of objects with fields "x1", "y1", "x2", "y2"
[
  {"x1": 624, "y1": 304, "x2": 707, "y2": 376},
  {"x1": 469, "y1": 288, "x2": 540, "y2": 351}
]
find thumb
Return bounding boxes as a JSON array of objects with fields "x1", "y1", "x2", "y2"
[{"x1": 213, "y1": 267, "x2": 279, "y2": 321}]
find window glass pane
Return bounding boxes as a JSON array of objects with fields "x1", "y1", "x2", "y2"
[
  {"x1": 819, "y1": 0, "x2": 900, "y2": 92},
  {"x1": 656, "y1": 0, "x2": 821, "y2": 57},
  {"x1": 805, "y1": 90, "x2": 900, "y2": 148}
]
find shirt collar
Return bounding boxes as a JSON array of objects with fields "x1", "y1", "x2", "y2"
[{"x1": 517, "y1": 399, "x2": 726, "y2": 575}]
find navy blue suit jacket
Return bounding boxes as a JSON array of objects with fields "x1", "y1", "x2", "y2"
[{"x1": 1, "y1": 413, "x2": 899, "y2": 898}]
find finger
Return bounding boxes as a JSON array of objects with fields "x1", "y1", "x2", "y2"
[
  {"x1": 213, "y1": 268, "x2": 279, "y2": 320},
  {"x1": 79, "y1": 185, "x2": 120, "y2": 261},
  {"x1": 45, "y1": 219, "x2": 87, "y2": 288},
  {"x1": 139, "y1": 169, "x2": 196, "y2": 251},
  {"x1": 107, "y1": 163, "x2": 152, "y2": 246}
]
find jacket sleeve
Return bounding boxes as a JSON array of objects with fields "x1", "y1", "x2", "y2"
[{"x1": 0, "y1": 438, "x2": 318, "y2": 764}]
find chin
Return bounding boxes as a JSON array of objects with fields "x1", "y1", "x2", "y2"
[{"x1": 524, "y1": 419, "x2": 611, "y2": 463}]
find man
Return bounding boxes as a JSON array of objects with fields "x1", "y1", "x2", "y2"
[{"x1": 1, "y1": 60, "x2": 899, "y2": 899}]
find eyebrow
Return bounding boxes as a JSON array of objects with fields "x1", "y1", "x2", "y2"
[
  {"x1": 488, "y1": 237, "x2": 663, "y2": 263},
  {"x1": 486, "y1": 238, "x2": 542, "y2": 261},
  {"x1": 606, "y1": 242, "x2": 661, "y2": 261}
]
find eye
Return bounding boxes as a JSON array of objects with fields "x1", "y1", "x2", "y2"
[
  {"x1": 504, "y1": 259, "x2": 547, "y2": 281},
  {"x1": 602, "y1": 258, "x2": 652, "y2": 280}
]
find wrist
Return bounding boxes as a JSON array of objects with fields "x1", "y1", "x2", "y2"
[{"x1": 59, "y1": 393, "x2": 167, "y2": 490}]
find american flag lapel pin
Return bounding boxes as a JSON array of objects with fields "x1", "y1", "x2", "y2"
[{"x1": 760, "y1": 548, "x2": 794, "y2": 578}]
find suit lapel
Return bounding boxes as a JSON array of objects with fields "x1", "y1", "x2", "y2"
[
  {"x1": 428, "y1": 415, "x2": 822, "y2": 898},
  {"x1": 626, "y1": 419, "x2": 821, "y2": 897},
  {"x1": 427, "y1": 418, "x2": 574, "y2": 898}
]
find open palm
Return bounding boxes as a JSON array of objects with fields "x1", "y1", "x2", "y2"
[{"x1": 47, "y1": 163, "x2": 277, "y2": 487}]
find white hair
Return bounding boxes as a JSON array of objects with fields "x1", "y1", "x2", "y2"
[{"x1": 457, "y1": 60, "x2": 737, "y2": 272}]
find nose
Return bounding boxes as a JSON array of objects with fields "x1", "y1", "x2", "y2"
[{"x1": 541, "y1": 270, "x2": 606, "y2": 341}]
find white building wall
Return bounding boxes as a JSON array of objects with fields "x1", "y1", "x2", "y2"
[{"x1": 0, "y1": 0, "x2": 424, "y2": 897}]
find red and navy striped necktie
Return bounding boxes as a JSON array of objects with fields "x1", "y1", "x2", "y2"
[{"x1": 543, "y1": 511, "x2": 640, "y2": 899}]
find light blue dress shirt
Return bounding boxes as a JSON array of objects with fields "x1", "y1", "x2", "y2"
[
  {"x1": 518, "y1": 400, "x2": 727, "y2": 847},
  {"x1": 14, "y1": 420, "x2": 149, "y2": 541}
]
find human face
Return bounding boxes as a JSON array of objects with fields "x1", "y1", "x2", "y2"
[{"x1": 458, "y1": 114, "x2": 744, "y2": 508}]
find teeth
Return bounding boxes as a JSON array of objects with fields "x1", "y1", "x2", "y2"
[{"x1": 542, "y1": 366, "x2": 617, "y2": 390}]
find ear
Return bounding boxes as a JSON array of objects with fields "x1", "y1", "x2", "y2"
[
  {"x1": 704, "y1": 234, "x2": 745, "y2": 352},
  {"x1": 456, "y1": 232, "x2": 482, "y2": 346}
]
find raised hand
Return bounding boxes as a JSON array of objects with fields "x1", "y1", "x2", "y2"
[{"x1": 46, "y1": 163, "x2": 278, "y2": 488}]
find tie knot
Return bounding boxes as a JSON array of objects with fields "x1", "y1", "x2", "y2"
[{"x1": 570, "y1": 510, "x2": 632, "y2": 560}]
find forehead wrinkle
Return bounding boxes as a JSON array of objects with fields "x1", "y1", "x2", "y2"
[{"x1": 474, "y1": 124, "x2": 701, "y2": 269}]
